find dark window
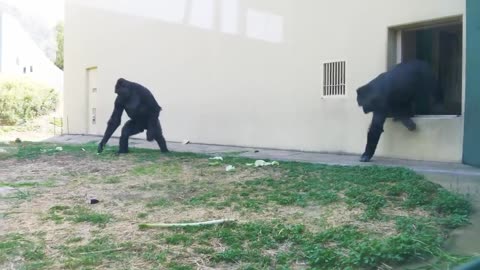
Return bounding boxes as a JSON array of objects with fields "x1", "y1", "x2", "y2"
[{"x1": 401, "y1": 22, "x2": 462, "y2": 115}]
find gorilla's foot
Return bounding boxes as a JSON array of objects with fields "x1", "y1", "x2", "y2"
[
  {"x1": 360, "y1": 154, "x2": 372, "y2": 162},
  {"x1": 161, "y1": 149, "x2": 170, "y2": 153},
  {"x1": 400, "y1": 118, "x2": 417, "y2": 131},
  {"x1": 97, "y1": 143, "x2": 105, "y2": 154}
]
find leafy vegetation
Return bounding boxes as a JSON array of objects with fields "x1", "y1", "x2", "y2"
[
  {"x1": 55, "y1": 22, "x2": 64, "y2": 70},
  {"x1": 0, "y1": 78, "x2": 58, "y2": 125}
]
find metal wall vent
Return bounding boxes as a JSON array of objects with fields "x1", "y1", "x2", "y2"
[{"x1": 323, "y1": 61, "x2": 346, "y2": 96}]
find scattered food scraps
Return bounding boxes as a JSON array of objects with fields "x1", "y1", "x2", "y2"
[
  {"x1": 209, "y1": 161, "x2": 222, "y2": 166},
  {"x1": 247, "y1": 160, "x2": 280, "y2": 167}
]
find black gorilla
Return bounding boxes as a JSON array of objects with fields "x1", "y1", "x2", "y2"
[
  {"x1": 97, "y1": 78, "x2": 169, "y2": 154},
  {"x1": 356, "y1": 60, "x2": 440, "y2": 162}
]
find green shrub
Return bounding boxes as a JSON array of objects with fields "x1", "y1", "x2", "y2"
[{"x1": 0, "y1": 77, "x2": 58, "y2": 125}]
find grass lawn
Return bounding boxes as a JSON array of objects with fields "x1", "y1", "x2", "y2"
[{"x1": 0, "y1": 142, "x2": 473, "y2": 270}]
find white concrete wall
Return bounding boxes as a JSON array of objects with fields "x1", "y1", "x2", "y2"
[{"x1": 64, "y1": 0, "x2": 465, "y2": 162}]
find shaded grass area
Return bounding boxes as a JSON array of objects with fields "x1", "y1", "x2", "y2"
[{"x1": 0, "y1": 142, "x2": 475, "y2": 270}]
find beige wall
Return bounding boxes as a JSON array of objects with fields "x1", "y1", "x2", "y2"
[{"x1": 64, "y1": 0, "x2": 465, "y2": 162}]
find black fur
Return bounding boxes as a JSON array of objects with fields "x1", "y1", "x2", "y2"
[
  {"x1": 357, "y1": 60, "x2": 439, "y2": 162},
  {"x1": 98, "y1": 78, "x2": 169, "y2": 154}
]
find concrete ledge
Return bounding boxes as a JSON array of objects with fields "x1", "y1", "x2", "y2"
[{"x1": 43, "y1": 134, "x2": 480, "y2": 177}]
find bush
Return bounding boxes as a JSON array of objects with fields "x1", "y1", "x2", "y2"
[{"x1": 0, "y1": 78, "x2": 58, "y2": 125}]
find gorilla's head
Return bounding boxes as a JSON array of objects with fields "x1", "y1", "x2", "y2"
[
  {"x1": 115, "y1": 78, "x2": 131, "y2": 98},
  {"x1": 356, "y1": 84, "x2": 378, "y2": 114}
]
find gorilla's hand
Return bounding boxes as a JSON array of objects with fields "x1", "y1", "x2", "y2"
[
  {"x1": 98, "y1": 142, "x2": 105, "y2": 153},
  {"x1": 146, "y1": 129, "x2": 155, "y2": 142}
]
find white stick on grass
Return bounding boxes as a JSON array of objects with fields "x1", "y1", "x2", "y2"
[{"x1": 139, "y1": 219, "x2": 235, "y2": 229}]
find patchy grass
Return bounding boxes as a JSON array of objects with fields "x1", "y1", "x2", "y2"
[
  {"x1": 0, "y1": 179, "x2": 56, "y2": 188},
  {"x1": 47, "y1": 205, "x2": 112, "y2": 225},
  {"x1": 7, "y1": 189, "x2": 34, "y2": 201},
  {"x1": 137, "y1": 212, "x2": 148, "y2": 219},
  {"x1": 0, "y1": 234, "x2": 50, "y2": 269},
  {"x1": 132, "y1": 160, "x2": 183, "y2": 177},
  {"x1": 0, "y1": 142, "x2": 474, "y2": 270},
  {"x1": 146, "y1": 197, "x2": 173, "y2": 208},
  {"x1": 61, "y1": 236, "x2": 134, "y2": 269},
  {"x1": 103, "y1": 176, "x2": 122, "y2": 184}
]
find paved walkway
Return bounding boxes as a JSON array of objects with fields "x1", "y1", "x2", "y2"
[{"x1": 46, "y1": 134, "x2": 480, "y2": 177}]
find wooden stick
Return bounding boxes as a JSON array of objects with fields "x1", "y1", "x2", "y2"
[{"x1": 139, "y1": 219, "x2": 235, "y2": 230}]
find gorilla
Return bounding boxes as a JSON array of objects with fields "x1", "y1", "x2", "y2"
[
  {"x1": 356, "y1": 60, "x2": 440, "y2": 162},
  {"x1": 97, "y1": 78, "x2": 169, "y2": 154}
]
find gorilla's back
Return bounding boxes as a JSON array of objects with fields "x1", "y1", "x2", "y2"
[{"x1": 358, "y1": 60, "x2": 437, "y2": 116}]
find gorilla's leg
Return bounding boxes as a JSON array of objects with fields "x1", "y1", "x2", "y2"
[
  {"x1": 399, "y1": 117, "x2": 416, "y2": 131},
  {"x1": 119, "y1": 120, "x2": 143, "y2": 153},
  {"x1": 393, "y1": 117, "x2": 417, "y2": 131},
  {"x1": 392, "y1": 101, "x2": 416, "y2": 131},
  {"x1": 147, "y1": 119, "x2": 169, "y2": 153},
  {"x1": 360, "y1": 112, "x2": 386, "y2": 162}
]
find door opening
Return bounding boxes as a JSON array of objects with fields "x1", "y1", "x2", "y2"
[{"x1": 86, "y1": 67, "x2": 98, "y2": 134}]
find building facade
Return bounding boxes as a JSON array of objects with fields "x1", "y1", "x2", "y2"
[{"x1": 64, "y1": 0, "x2": 479, "y2": 164}]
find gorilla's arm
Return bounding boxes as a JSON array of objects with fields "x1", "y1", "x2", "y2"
[
  {"x1": 98, "y1": 97, "x2": 124, "y2": 153},
  {"x1": 360, "y1": 112, "x2": 386, "y2": 162}
]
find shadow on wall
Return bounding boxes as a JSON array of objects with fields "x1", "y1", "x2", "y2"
[{"x1": 75, "y1": 0, "x2": 284, "y2": 44}]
